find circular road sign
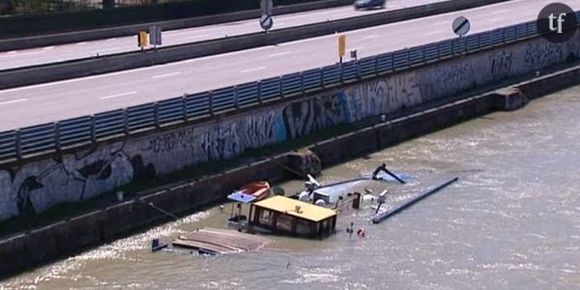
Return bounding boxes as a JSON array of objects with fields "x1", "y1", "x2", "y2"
[
  {"x1": 452, "y1": 16, "x2": 471, "y2": 37},
  {"x1": 260, "y1": 14, "x2": 273, "y2": 31}
]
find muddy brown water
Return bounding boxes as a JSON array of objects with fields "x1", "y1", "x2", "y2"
[{"x1": 2, "y1": 86, "x2": 580, "y2": 289}]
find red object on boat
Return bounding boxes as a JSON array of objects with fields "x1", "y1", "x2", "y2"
[{"x1": 236, "y1": 181, "x2": 271, "y2": 201}]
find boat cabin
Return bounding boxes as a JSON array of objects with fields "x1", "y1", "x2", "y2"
[
  {"x1": 249, "y1": 196, "x2": 337, "y2": 239},
  {"x1": 225, "y1": 181, "x2": 272, "y2": 230}
]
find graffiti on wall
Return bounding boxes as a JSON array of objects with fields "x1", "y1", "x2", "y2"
[
  {"x1": 136, "y1": 110, "x2": 280, "y2": 174},
  {"x1": 389, "y1": 72, "x2": 423, "y2": 109},
  {"x1": 437, "y1": 62, "x2": 476, "y2": 92},
  {"x1": 196, "y1": 114, "x2": 279, "y2": 161},
  {"x1": 418, "y1": 62, "x2": 477, "y2": 100},
  {"x1": 524, "y1": 42, "x2": 564, "y2": 69},
  {"x1": 141, "y1": 128, "x2": 196, "y2": 155},
  {"x1": 0, "y1": 142, "x2": 133, "y2": 218},
  {"x1": 282, "y1": 93, "x2": 347, "y2": 139},
  {"x1": 490, "y1": 51, "x2": 513, "y2": 79},
  {"x1": 344, "y1": 72, "x2": 422, "y2": 122},
  {"x1": 1, "y1": 36, "x2": 578, "y2": 221}
]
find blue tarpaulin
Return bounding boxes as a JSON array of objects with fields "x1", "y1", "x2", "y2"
[{"x1": 228, "y1": 191, "x2": 256, "y2": 203}]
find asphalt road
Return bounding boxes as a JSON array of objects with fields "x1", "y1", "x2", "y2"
[
  {"x1": 0, "y1": 0, "x2": 577, "y2": 131},
  {"x1": 0, "y1": 0, "x2": 448, "y2": 71}
]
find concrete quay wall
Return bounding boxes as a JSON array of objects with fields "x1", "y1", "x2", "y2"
[
  {"x1": 1, "y1": 33, "x2": 578, "y2": 222},
  {"x1": 1, "y1": 37, "x2": 580, "y2": 277}
]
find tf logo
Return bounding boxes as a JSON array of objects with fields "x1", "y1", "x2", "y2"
[{"x1": 537, "y1": 3, "x2": 578, "y2": 43}]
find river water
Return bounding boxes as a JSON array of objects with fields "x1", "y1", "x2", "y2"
[{"x1": 2, "y1": 85, "x2": 580, "y2": 289}]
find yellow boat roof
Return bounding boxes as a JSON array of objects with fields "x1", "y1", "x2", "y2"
[{"x1": 253, "y1": 196, "x2": 337, "y2": 222}]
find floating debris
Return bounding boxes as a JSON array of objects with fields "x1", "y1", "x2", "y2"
[
  {"x1": 172, "y1": 228, "x2": 270, "y2": 255},
  {"x1": 372, "y1": 177, "x2": 459, "y2": 224}
]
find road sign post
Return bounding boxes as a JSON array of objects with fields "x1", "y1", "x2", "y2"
[
  {"x1": 338, "y1": 34, "x2": 346, "y2": 63},
  {"x1": 260, "y1": 14, "x2": 273, "y2": 33},
  {"x1": 138, "y1": 31, "x2": 149, "y2": 51},
  {"x1": 149, "y1": 26, "x2": 162, "y2": 48},
  {"x1": 260, "y1": 0, "x2": 273, "y2": 16},
  {"x1": 452, "y1": 16, "x2": 471, "y2": 37},
  {"x1": 260, "y1": 0, "x2": 274, "y2": 33}
]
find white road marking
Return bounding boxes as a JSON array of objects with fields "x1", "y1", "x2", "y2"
[
  {"x1": 106, "y1": 38, "x2": 117, "y2": 41},
  {"x1": 43, "y1": 46, "x2": 55, "y2": 50},
  {"x1": 491, "y1": 9, "x2": 510, "y2": 15},
  {"x1": 180, "y1": 27, "x2": 222, "y2": 34},
  {"x1": 0, "y1": 64, "x2": 160, "y2": 95},
  {"x1": 363, "y1": 34, "x2": 378, "y2": 39},
  {"x1": 0, "y1": 98, "x2": 27, "y2": 106},
  {"x1": 280, "y1": 10, "x2": 330, "y2": 20},
  {"x1": 7, "y1": 51, "x2": 17, "y2": 54},
  {"x1": 99, "y1": 91, "x2": 137, "y2": 100},
  {"x1": 269, "y1": 51, "x2": 292, "y2": 57},
  {"x1": 152, "y1": 72, "x2": 182, "y2": 79},
  {"x1": 426, "y1": 30, "x2": 444, "y2": 36},
  {"x1": 278, "y1": 34, "x2": 331, "y2": 46},
  {"x1": 164, "y1": 30, "x2": 191, "y2": 36},
  {"x1": 165, "y1": 27, "x2": 220, "y2": 36},
  {"x1": 76, "y1": 42, "x2": 88, "y2": 45},
  {"x1": 0, "y1": 50, "x2": 44, "y2": 58},
  {"x1": 175, "y1": 45, "x2": 273, "y2": 64},
  {"x1": 529, "y1": 233, "x2": 547, "y2": 240},
  {"x1": 334, "y1": 12, "x2": 358, "y2": 18},
  {"x1": 172, "y1": 58, "x2": 199, "y2": 65},
  {"x1": 89, "y1": 47, "x2": 123, "y2": 55},
  {"x1": 241, "y1": 66, "x2": 267, "y2": 73},
  {"x1": 185, "y1": 33, "x2": 214, "y2": 40}
]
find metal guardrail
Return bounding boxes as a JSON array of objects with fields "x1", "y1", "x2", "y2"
[{"x1": 0, "y1": 15, "x2": 577, "y2": 163}]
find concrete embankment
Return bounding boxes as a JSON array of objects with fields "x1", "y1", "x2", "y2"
[
  {"x1": 1, "y1": 30, "x2": 580, "y2": 277},
  {"x1": 2, "y1": 30, "x2": 579, "y2": 221},
  {"x1": 0, "y1": 0, "x2": 507, "y2": 90}
]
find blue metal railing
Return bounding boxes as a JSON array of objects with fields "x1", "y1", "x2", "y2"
[{"x1": 0, "y1": 14, "x2": 576, "y2": 163}]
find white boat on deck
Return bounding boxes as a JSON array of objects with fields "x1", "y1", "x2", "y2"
[{"x1": 295, "y1": 164, "x2": 408, "y2": 208}]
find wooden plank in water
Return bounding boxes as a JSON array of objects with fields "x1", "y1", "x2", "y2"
[
  {"x1": 178, "y1": 232, "x2": 250, "y2": 251},
  {"x1": 172, "y1": 228, "x2": 269, "y2": 254},
  {"x1": 172, "y1": 239, "x2": 236, "y2": 254}
]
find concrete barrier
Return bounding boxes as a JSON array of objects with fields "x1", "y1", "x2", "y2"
[
  {"x1": 0, "y1": 0, "x2": 509, "y2": 90},
  {"x1": 516, "y1": 65, "x2": 580, "y2": 99},
  {"x1": 0, "y1": 0, "x2": 352, "y2": 51},
  {"x1": 2, "y1": 31, "x2": 578, "y2": 214},
  {"x1": 495, "y1": 87, "x2": 528, "y2": 111}
]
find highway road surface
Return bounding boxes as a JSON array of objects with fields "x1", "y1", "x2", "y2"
[
  {"x1": 0, "y1": 0, "x2": 577, "y2": 131},
  {"x1": 0, "y1": 0, "x2": 449, "y2": 70}
]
